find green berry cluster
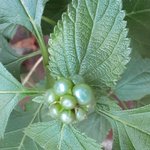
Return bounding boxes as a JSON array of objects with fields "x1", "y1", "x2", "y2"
[{"x1": 44, "y1": 77, "x2": 95, "y2": 124}]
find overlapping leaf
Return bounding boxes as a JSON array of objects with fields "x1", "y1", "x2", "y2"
[
  {"x1": 123, "y1": 0, "x2": 150, "y2": 57},
  {"x1": 0, "y1": 63, "x2": 26, "y2": 138},
  {"x1": 25, "y1": 121, "x2": 101, "y2": 150},
  {"x1": 75, "y1": 96, "x2": 121, "y2": 143},
  {"x1": 114, "y1": 54, "x2": 150, "y2": 100},
  {"x1": 75, "y1": 112, "x2": 111, "y2": 143},
  {"x1": 0, "y1": 0, "x2": 48, "y2": 37},
  {"x1": 97, "y1": 104, "x2": 150, "y2": 150},
  {"x1": 48, "y1": 0, "x2": 131, "y2": 88},
  {"x1": 0, "y1": 103, "x2": 44, "y2": 150}
]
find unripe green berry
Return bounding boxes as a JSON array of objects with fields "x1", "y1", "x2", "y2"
[
  {"x1": 75, "y1": 108, "x2": 87, "y2": 121},
  {"x1": 73, "y1": 83, "x2": 95, "y2": 105},
  {"x1": 60, "y1": 110, "x2": 75, "y2": 124},
  {"x1": 49, "y1": 103, "x2": 62, "y2": 118},
  {"x1": 53, "y1": 78, "x2": 73, "y2": 96},
  {"x1": 60, "y1": 95, "x2": 77, "y2": 109},
  {"x1": 45, "y1": 89, "x2": 58, "y2": 104}
]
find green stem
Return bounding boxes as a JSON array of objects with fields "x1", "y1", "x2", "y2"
[
  {"x1": 30, "y1": 20, "x2": 48, "y2": 66},
  {"x1": 5, "y1": 51, "x2": 41, "y2": 67},
  {"x1": 42, "y1": 16, "x2": 56, "y2": 26},
  {"x1": 30, "y1": 19, "x2": 52, "y2": 88},
  {"x1": 0, "y1": 90, "x2": 45, "y2": 94},
  {"x1": 19, "y1": 0, "x2": 51, "y2": 88},
  {"x1": 22, "y1": 50, "x2": 41, "y2": 60}
]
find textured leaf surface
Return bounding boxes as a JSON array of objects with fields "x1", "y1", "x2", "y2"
[
  {"x1": 0, "y1": 0, "x2": 47, "y2": 37},
  {"x1": 97, "y1": 104, "x2": 150, "y2": 150},
  {"x1": 124, "y1": 0, "x2": 150, "y2": 57},
  {"x1": 0, "y1": 63, "x2": 26, "y2": 138},
  {"x1": 0, "y1": 103, "x2": 44, "y2": 150},
  {"x1": 75, "y1": 112, "x2": 111, "y2": 143},
  {"x1": 97, "y1": 96, "x2": 121, "y2": 111},
  {"x1": 49, "y1": 0, "x2": 131, "y2": 88},
  {"x1": 25, "y1": 121, "x2": 101, "y2": 150},
  {"x1": 114, "y1": 54, "x2": 150, "y2": 101}
]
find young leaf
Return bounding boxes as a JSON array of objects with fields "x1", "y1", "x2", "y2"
[
  {"x1": 124, "y1": 0, "x2": 150, "y2": 57},
  {"x1": 114, "y1": 54, "x2": 150, "y2": 101},
  {"x1": 48, "y1": 0, "x2": 131, "y2": 87},
  {"x1": 0, "y1": 103, "x2": 44, "y2": 150},
  {"x1": 0, "y1": 63, "x2": 26, "y2": 138},
  {"x1": 75, "y1": 112, "x2": 111, "y2": 143},
  {"x1": 97, "y1": 104, "x2": 150, "y2": 150},
  {"x1": 0, "y1": 0, "x2": 48, "y2": 37},
  {"x1": 25, "y1": 121, "x2": 101, "y2": 150}
]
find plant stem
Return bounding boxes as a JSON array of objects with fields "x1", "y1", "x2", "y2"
[
  {"x1": 30, "y1": 20, "x2": 48, "y2": 66},
  {"x1": 22, "y1": 57, "x2": 43, "y2": 85},
  {"x1": 30, "y1": 19, "x2": 52, "y2": 87},
  {"x1": 0, "y1": 90, "x2": 45, "y2": 94},
  {"x1": 42, "y1": 16, "x2": 56, "y2": 26},
  {"x1": 19, "y1": 0, "x2": 49, "y2": 69},
  {"x1": 22, "y1": 50, "x2": 41, "y2": 61},
  {"x1": 19, "y1": 0, "x2": 52, "y2": 88}
]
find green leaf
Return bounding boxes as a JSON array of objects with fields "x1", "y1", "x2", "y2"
[
  {"x1": 25, "y1": 121, "x2": 101, "y2": 150},
  {"x1": 114, "y1": 54, "x2": 150, "y2": 101},
  {"x1": 124, "y1": 0, "x2": 150, "y2": 57},
  {"x1": 0, "y1": 103, "x2": 44, "y2": 150},
  {"x1": 97, "y1": 96, "x2": 121, "y2": 111},
  {"x1": 75, "y1": 97, "x2": 119, "y2": 144},
  {"x1": 48, "y1": 0, "x2": 131, "y2": 88},
  {"x1": 97, "y1": 104, "x2": 150, "y2": 150},
  {"x1": 0, "y1": 0, "x2": 48, "y2": 37},
  {"x1": 75, "y1": 112, "x2": 111, "y2": 143},
  {"x1": 0, "y1": 63, "x2": 26, "y2": 138},
  {"x1": 0, "y1": 35, "x2": 21, "y2": 79},
  {"x1": 0, "y1": 35, "x2": 41, "y2": 80},
  {"x1": 75, "y1": 96, "x2": 119, "y2": 144}
]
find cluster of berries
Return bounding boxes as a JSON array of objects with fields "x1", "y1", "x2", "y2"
[{"x1": 45, "y1": 76, "x2": 95, "y2": 124}]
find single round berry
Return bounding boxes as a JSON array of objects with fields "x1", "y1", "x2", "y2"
[
  {"x1": 49, "y1": 103, "x2": 62, "y2": 118},
  {"x1": 45, "y1": 89, "x2": 58, "y2": 104},
  {"x1": 60, "y1": 95, "x2": 77, "y2": 109},
  {"x1": 73, "y1": 83, "x2": 94, "y2": 105},
  {"x1": 53, "y1": 78, "x2": 73, "y2": 96},
  {"x1": 75, "y1": 108, "x2": 87, "y2": 121},
  {"x1": 60, "y1": 110, "x2": 75, "y2": 124}
]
